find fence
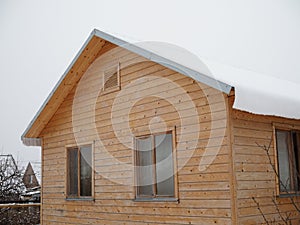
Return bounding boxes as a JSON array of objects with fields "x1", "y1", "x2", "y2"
[{"x1": 0, "y1": 203, "x2": 40, "y2": 225}]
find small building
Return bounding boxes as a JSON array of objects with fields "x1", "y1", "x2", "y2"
[
  {"x1": 22, "y1": 29, "x2": 300, "y2": 224},
  {"x1": 23, "y1": 162, "x2": 39, "y2": 189}
]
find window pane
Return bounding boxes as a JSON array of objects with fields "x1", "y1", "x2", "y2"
[
  {"x1": 67, "y1": 148, "x2": 78, "y2": 196},
  {"x1": 136, "y1": 137, "x2": 153, "y2": 196},
  {"x1": 155, "y1": 133, "x2": 174, "y2": 196},
  {"x1": 292, "y1": 131, "x2": 300, "y2": 191},
  {"x1": 276, "y1": 131, "x2": 292, "y2": 192},
  {"x1": 80, "y1": 146, "x2": 92, "y2": 196}
]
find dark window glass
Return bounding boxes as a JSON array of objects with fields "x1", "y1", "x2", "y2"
[
  {"x1": 135, "y1": 133, "x2": 175, "y2": 199},
  {"x1": 67, "y1": 145, "x2": 92, "y2": 198},
  {"x1": 136, "y1": 137, "x2": 153, "y2": 196},
  {"x1": 80, "y1": 146, "x2": 92, "y2": 196},
  {"x1": 155, "y1": 134, "x2": 174, "y2": 196},
  {"x1": 276, "y1": 130, "x2": 300, "y2": 193},
  {"x1": 276, "y1": 131, "x2": 291, "y2": 191},
  {"x1": 292, "y1": 131, "x2": 300, "y2": 189},
  {"x1": 67, "y1": 148, "x2": 78, "y2": 196}
]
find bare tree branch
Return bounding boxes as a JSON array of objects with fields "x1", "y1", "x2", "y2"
[
  {"x1": 252, "y1": 196, "x2": 270, "y2": 225},
  {"x1": 253, "y1": 139, "x2": 300, "y2": 224},
  {"x1": 255, "y1": 141, "x2": 300, "y2": 212},
  {"x1": 0, "y1": 155, "x2": 25, "y2": 203}
]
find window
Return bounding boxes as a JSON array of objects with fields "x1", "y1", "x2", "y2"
[
  {"x1": 276, "y1": 129, "x2": 300, "y2": 194},
  {"x1": 103, "y1": 63, "x2": 120, "y2": 93},
  {"x1": 135, "y1": 132, "x2": 176, "y2": 200},
  {"x1": 67, "y1": 145, "x2": 93, "y2": 198}
]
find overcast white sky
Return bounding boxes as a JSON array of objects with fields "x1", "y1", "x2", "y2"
[{"x1": 0, "y1": 0, "x2": 299, "y2": 170}]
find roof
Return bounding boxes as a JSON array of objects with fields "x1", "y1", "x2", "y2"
[
  {"x1": 22, "y1": 162, "x2": 40, "y2": 186},
  {"x1": 0, "y1": 154, "x2": 18, "y2": 169},
  {"x1": 21, "y1": 29, "x2": 232, "y2": 146},
  {"x1": 202, "y1": 59, "x2": 300, "y2": 119},
  {"x1": 22, "y1": 29, "x2": 300, "y2": 147}
]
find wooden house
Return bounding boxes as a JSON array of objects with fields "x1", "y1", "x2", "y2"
[{"x1": 22, "y1": 29, "x2": 300, "y2": 224}]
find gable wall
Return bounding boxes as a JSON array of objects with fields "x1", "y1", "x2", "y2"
[
  {"x1": 232, "y1": 109, "x2": 300, "y2": 224},
  {"x1": 40, "y1": 47, "x2": 233, "y2": 224}
]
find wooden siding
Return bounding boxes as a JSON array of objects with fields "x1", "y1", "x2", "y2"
[
  {"x1": 232, "y1": 110, "x2": 300, "y2": 224},
  {"x1": 25, "y1": 36, "x2": 109, "y2": 138},
  {"x1": 40, "y1": 47, "x2": 233, "y2": 224}
]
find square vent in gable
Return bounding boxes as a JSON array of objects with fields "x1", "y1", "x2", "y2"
[{"x1": 103, "y1": 63, "x2": 120, "y2": 93}]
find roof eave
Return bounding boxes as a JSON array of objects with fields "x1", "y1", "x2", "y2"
[
  {"x1": 22, "y1": 137, "x2": 42, "y2": 146},
  {"x1": 21, "y1": 30, "x2": 98, "y2": 145}
]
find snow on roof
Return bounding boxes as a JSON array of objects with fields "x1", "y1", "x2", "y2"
[
  {"x1": 22, "y1": 29, "x2": 300, "y2": 147},
  {"x1": 22, "y1": 190, "x2": 40, "y2": 196},
  {"x1": 131, "y1": 37, "x2": 300, "y2": 119},
  {"x1": 202, "y1": 59, "x2": 300, "y2": 119}
]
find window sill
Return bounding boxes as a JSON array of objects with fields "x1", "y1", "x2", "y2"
[
  {"x1": 278, "y1": 193, "x2": 300, "y2": 198},
  {"x1": 134, "y1": 197, "x2": 179, "y2": 203},
  {"x1": 66, "y1": 197, "x2": 94, "y2": 201}
]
